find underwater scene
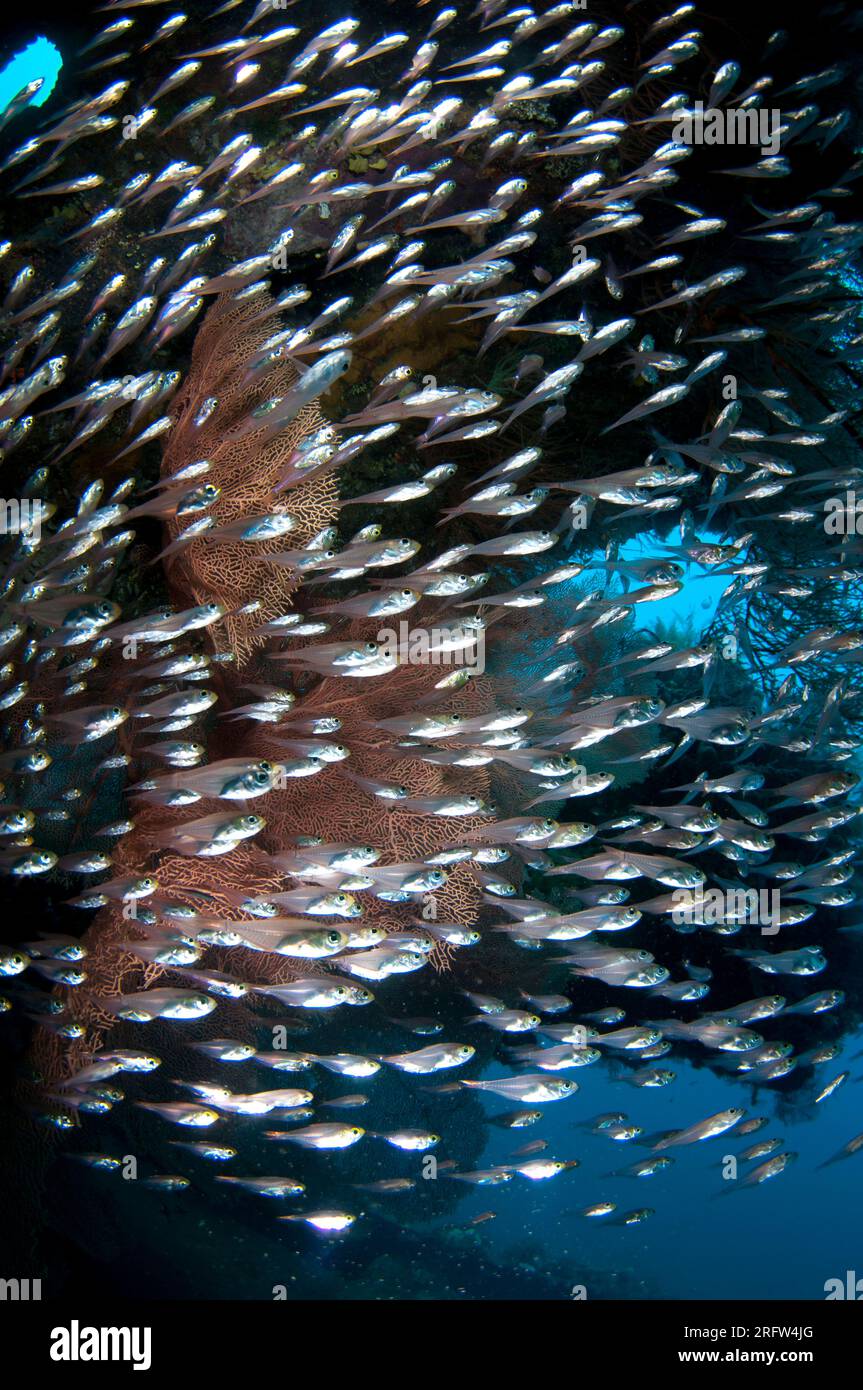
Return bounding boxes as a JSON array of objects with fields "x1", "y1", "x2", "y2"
[{"x1": 1, "y1": 0, "x2": 863, "y2": 1318}]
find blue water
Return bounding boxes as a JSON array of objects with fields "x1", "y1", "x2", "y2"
[
  {"x1": 422, "y1": 520, "x2": 862, "y2": 1299},
  {"x1": 584, "y1": 525, "x2": 732, "y2": 634},
  {"x1": 0, "y1": 36, "x2": 61, "y2": 113},
  {"x1": 428, "y1": 1035, "x2": 863, "y2": 1300}
]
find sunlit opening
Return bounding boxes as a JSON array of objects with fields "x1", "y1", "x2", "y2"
[{"x1": 0, "y1": 36, "x2": 62, "y2": 115}]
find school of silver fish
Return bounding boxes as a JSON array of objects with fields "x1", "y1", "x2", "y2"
[{"x1": 0, "y1": 0, "x2": 862, "y2": 1245}]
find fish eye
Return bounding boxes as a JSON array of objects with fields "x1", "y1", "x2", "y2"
[
  {"x1": 351, "y1": 1128, "x2": 362, "y2": 1137},
  {"x1": 401, "y1": 589, "x2": 412, "y2": 598},
  {"x1": 327, "y1": 931, "x2": 342, "y2": 945},
  {"x1": 260, "y1": 761, "x2": 273, "y2": 773}
]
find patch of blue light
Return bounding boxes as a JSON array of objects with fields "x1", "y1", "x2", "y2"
[
  {"x1": 584, "y1": 523, "x2": 733, "y2": 638},
  {"x1": 0, "y1": 37, "x2": 62, "y2": 115}
]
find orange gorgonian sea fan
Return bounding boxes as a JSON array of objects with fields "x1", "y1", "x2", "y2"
[
  {"x1": 160, "y1": 290, "x2": 341, "y2": 666},
  {"x1": 30, "y1": 289, "x2": 519, "y2": 1086}
]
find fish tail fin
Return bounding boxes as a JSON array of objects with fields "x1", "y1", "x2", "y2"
[{"x1": 661, "y1": 733, "x2": 693, "y2": 769}]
